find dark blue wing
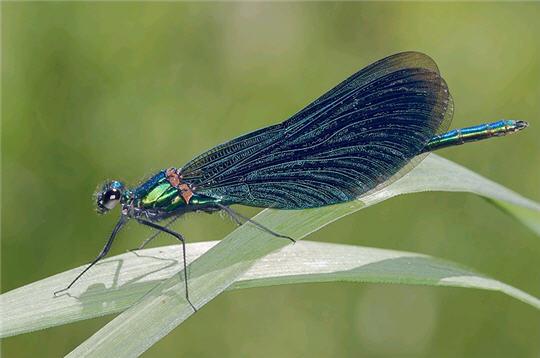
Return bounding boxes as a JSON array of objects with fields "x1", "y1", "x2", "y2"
[{"x1": 181, "y1": 52, "x2": 453, "y2": 209}]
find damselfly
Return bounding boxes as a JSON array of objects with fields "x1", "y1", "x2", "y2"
[{"x1": 55, "y1": 52, "x2": 528, "y2": 311}]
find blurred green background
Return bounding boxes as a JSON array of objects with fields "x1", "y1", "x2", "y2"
[{"x1": 2, "y1": 2, "x2": 539, "y2": 357}]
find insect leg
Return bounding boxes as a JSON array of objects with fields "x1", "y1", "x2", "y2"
[
  {"x1": 216, "y1": 204, "x2": 295, "y2": 243},
  {"x1": 54, "y1": 215, "x2": 128, "y2": 296},
  {"x1": 132, "y1": 216, "x2": 181, "y2": 251},
  {"x1": 136, "y1": 218, "x2": 197, "y2": 312}
]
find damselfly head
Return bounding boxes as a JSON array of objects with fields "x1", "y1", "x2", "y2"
[{"x1": 96, "y1": 180, "x2": 126, "y2": 214}]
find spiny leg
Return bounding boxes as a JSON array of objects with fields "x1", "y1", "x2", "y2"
[
  {"x1": 216, "y1": 203, "x2": 295, "y2": 243},
  {"x1": 54, "y1": 215, "x2": 128, "y2": 296},
  {"x1": 136, "y1": 218, "x2": 197, "y2": 312},
  {"x1": 132, "y1": 215, "x2": 181, "y2": 251}
]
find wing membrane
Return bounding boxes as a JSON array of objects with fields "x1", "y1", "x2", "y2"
[{"x1": 181, "y1": 52, "x2": 452, "y2": 209}]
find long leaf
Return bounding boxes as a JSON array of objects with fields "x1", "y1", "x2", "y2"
[{"x1": 1, "y1": 239, "x2": 539, "y2": 340}]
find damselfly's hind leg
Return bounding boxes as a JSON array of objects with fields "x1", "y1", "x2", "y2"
[
  {"x1": 216, "y1": 204, "x2": 295, "y2": 243},
  {"x1": 136, "y1": 218, "x2": 197, "y2": 313}
]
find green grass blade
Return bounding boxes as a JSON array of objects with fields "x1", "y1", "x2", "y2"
[{"x1": 2, "y1": 240, "x2": 539, "y2": 340}]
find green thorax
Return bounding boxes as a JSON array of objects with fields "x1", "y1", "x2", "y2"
[{"x1": 132, "y1": 171, "x2": 220, "y2": 213}]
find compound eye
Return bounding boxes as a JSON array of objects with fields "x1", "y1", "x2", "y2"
[{"x1": 103, "y1": 189, "x2": 121, "y2": 210}]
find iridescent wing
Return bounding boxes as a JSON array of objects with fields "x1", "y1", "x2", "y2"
[{"x1": 181, "y1": 52, "x2": 453, "y2": 209}]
